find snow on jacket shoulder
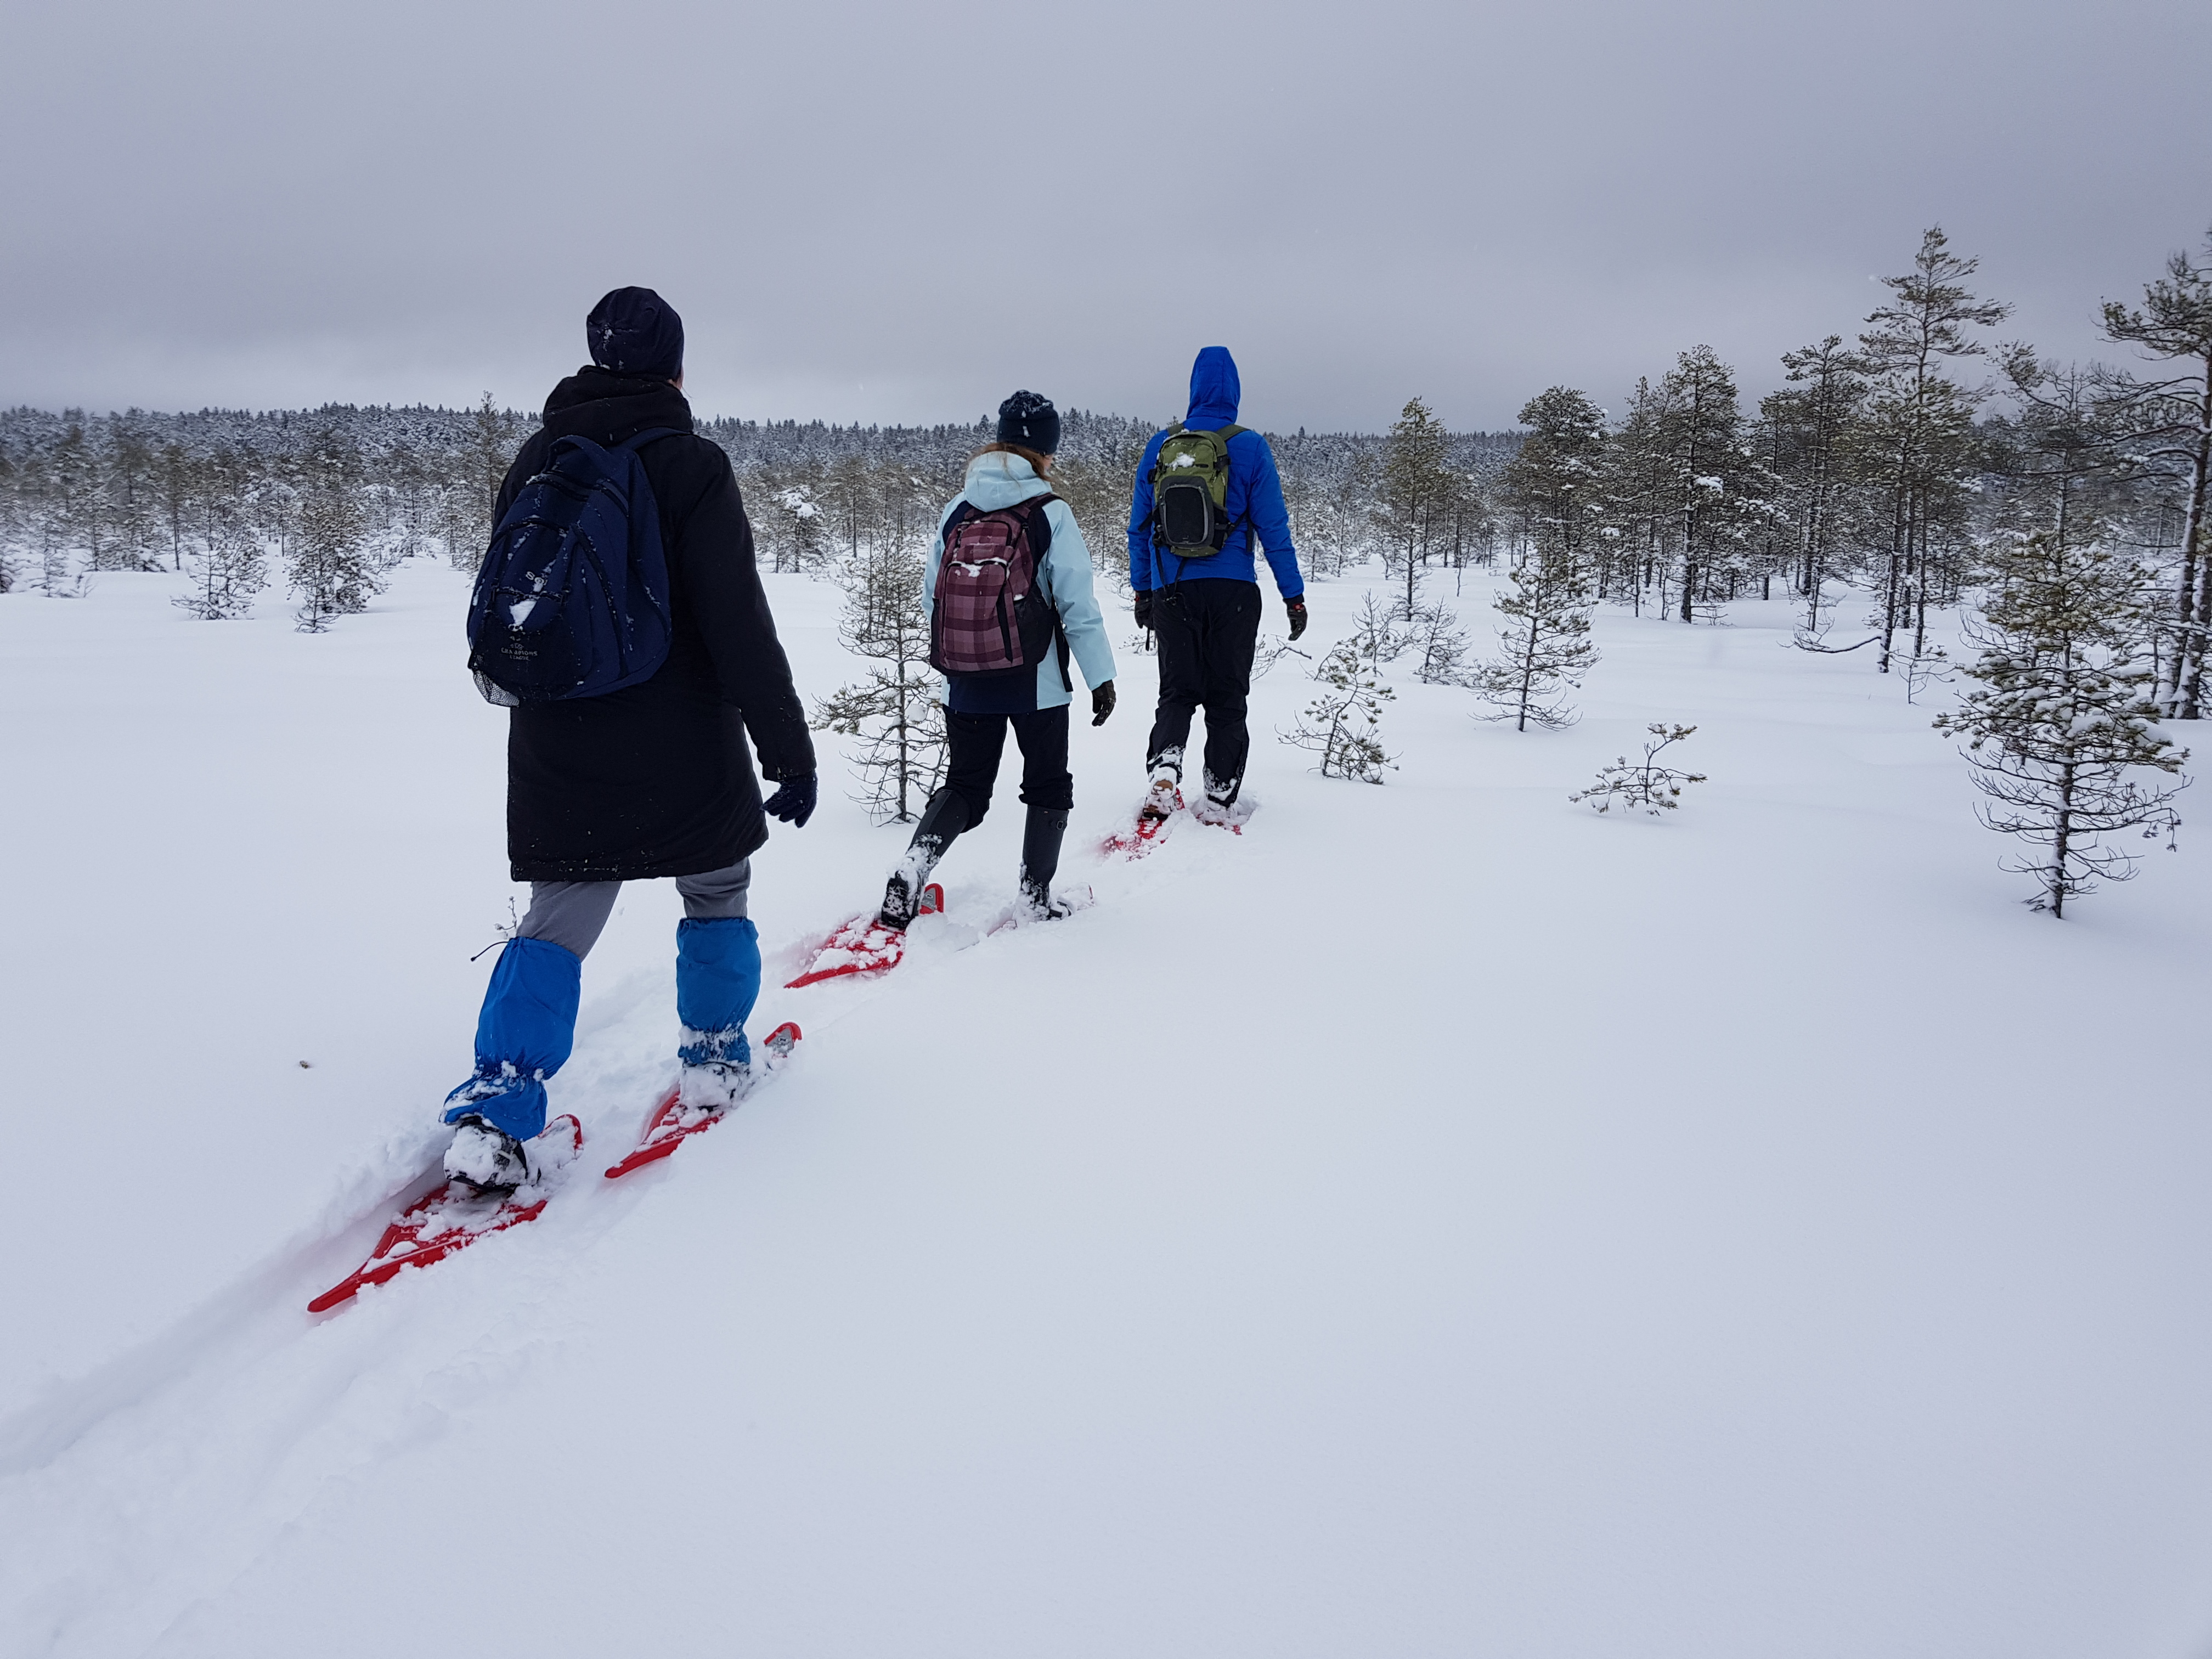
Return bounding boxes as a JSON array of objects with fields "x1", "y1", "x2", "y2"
[
  {"x1": 1126, "y1": 346, "x2": 1303, "y2": 599},
  {"x1": 924, "y1": 450, "x2": 1115, "y2": 712}
]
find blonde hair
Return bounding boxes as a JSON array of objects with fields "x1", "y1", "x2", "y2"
[{"x1": 972, "y1": 441, "x2": 1054, "y2": 476}]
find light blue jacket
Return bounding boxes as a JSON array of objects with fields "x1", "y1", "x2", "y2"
[{"x1": 924, "y1": 450, "x2": 1116, "y2": 711}]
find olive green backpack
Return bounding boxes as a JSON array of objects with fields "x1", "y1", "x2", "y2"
[{"x1": 1149, "y1": 421, "x2": 1248, "y2": 558}]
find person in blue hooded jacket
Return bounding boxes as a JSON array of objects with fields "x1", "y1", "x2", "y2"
[
  {"x1": 874, "y1": 392, "x2": 1117, "y2": 929},
  {"x1": 1127, "y1": 347, "x2": 1307, "y2": 822}
]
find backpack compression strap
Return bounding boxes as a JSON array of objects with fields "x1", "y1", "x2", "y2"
[
  {"x1": 940, "y1": 492, "x2": 1060, "y2": 550},
  {"x1": 1149, "y1": 425, "x2": 1251, "y2": 562}
]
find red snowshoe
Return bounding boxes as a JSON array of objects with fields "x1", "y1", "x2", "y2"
[
  {"x1": 786, "y1": 884, "x2": 942, "y2": 988},
  {"x1": 603, "y1": 1022, "x2": 803, "y2": 1179},
  {"x1": 309, "y1": 1114, "x2": 584, "y2": 1313},
  {"x1": 1101, "y1": 787, "x2": 1183, "y2": 860}
]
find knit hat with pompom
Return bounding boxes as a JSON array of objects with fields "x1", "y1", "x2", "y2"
[{"x1": 996, "y1": 390, "x2": 1059, "y2": 455}]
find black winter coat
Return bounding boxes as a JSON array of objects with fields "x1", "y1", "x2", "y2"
[{"x1": 495, "y1": 369, "x2": 815, "y2": 883}]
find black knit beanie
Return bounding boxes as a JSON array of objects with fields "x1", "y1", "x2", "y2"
[
  {"x1": 586, "y1": 286, "x2": 684, "y2": 381},
  {"x1": 996, "y1": 390, "x2": 1060, "y2": 455}
]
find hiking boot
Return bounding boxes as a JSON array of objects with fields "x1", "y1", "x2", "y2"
[
  {"x1": 444, "y1": 1114, "x2": 529, "y2": 1192},
  {"x1": 878, "y1": 871, "x2": 923, "y2": 932},
  {"x1": 677, "y1": 1059, "x2": 751, "y2": 1113},
  {"x1": 1141, "y1": 767, "x2": 1180, "y2": 820},
  {"x1": 879, "y1": 787, "x2": 971, "y2": 930},
  {"x1": 1192, "y1": 772, "x2": 1249, "y2": 827},
  {"x1": 1192, "y1": 793, "x2": 1253, "y2": 827},
  {"x1": 1018, "y1": 878, "x2": 1091, "y2": 921}
]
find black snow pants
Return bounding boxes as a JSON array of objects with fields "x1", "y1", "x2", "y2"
[
  {"x1": 1146, "y1": 577, "x2": 1263, "y2": 804},
  {"x1": 944, "y1": 704, "x2": 1073, "y2": 825}
]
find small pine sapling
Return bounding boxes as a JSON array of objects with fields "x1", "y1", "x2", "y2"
[
  {"x1": 811, "y1": 539, "x2": 947, "y2": 823},
  {"x1": 1932, "y1": 530, "x2": 2187, "y2": 916},
  {"x1": 1406, "y1": 600, "x2": 1474, "y2": 685},
  {"x1": 1348, "y1": 589, "x2": 1409, "y2": 672},
  {"x1": 1472, "y1": 554, "x2": 1598, "y2": 730},
  {"x1": 1280, "y1": 639, "x2": 1397, "y2": 783},
  {"x1": 1250, "y1": 633, "x2": 1310, "y2": 680},
  {"x1": 287, "y1": 487, "x2": 377, "y2": 632},
  {"x1": 1570, "y1": 724, "x2": 1707, "y2": 814},
  {"x1": 172, "y1": 504, "x2": 267, "y2": 620}
]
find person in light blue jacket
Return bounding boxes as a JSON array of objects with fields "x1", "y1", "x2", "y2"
[{"x1": 875, "y1": 392, "x2": 1116, "y2": 929}]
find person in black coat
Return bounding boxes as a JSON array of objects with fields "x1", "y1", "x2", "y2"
[{"x1": 442, "y1": 287, "x2": 818, "y2": 1190}]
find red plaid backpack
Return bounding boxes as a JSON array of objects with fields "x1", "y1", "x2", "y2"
[{"x1": 928, "y1": 494, "x2": 1065, "y2": 681}]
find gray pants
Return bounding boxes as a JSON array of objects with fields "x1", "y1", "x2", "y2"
[{"x1": 517, "y1": 858, "x2": 751, "y2": 960}]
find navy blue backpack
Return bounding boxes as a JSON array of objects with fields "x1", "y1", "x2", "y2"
[{"x1": 466, "y1": 429, "x2": 679, "y2": 704}]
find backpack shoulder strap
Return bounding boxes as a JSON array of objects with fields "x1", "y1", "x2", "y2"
[
  {"x1": 616, "y1": 427, "x2": 685, "y2": 453},
  {"x1": 1214, "y1": 424, "x2": 1247, "y2": 448},
  {"x1": 1023, "y1": 493, "x2": 1058, "y2": 560}
]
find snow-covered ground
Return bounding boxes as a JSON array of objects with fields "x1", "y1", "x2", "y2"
[{"x1": 3, "y1": 556, "x2": 2210, "y2": 1658}]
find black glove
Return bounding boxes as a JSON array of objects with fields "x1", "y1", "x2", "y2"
[
  {"x1": 1285, "y1": 596, "x2": 1308, "y2": 641},
  {"x1": 1133, "y1": 590, "x2": 1153, "y2": 629},
  {"x1": 763, "y1": 774, "x2": 817, "y2": 828},
  {"x1": 1091, "y1": 680, "x2": 1116, "y2": 726}
]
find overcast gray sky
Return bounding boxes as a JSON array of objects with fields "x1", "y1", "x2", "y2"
[{"x1": 2, "y1": 0, "x2": 2205, "y2": 431}]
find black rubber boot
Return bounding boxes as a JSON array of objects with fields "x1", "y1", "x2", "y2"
[
  {"x1": 1018, "y1": 806, "x2": 1071, "y2": 918},
  {"x1": 879, "y1": 788, "x2": 972, "y2": 930}
]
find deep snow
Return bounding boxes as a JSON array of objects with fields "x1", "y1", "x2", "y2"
[{"x1": 3, "y1": 557, "x2": 2211, "y2": 1657}]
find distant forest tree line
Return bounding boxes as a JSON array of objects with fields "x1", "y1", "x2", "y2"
[{"x1": 1, "y1": 223, "x2": 2204, "y2": 721}]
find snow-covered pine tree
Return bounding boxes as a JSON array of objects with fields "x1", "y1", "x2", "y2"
[
  {"x1": 822, "y1": 453, "x2": 874, "y2": 563},
  {"x1": 1302, "y1": 447, "x2": 1378, "y2": 578},
  {"x1": 2100, "y1": 231, "x2": 2212, "y2": 717},
  {"x1": 41, "y1": 421, "x2": 96, "y2": 596},
  {"x1": 1569, "y1": 724, "x2": 1706, "y2": 814},
  {"x1": 1280, "y1": 639, "x2": 1396, "y2": 783},
  {"x1": 1471, "y1": 545, "x2": 1598, "y2": 730},
  {"x1": 1762, "y1": 337, "x2": 1871, "y2": 641},
  {"x1": 155, "y1": 439, "x2": 193, "y2": 572},
  {"x1": 96, "y1": 417, "x2": 162, "y2": 572},
  {"x1": 383, "y1": 439, "x2": 436, "y2": 562},
  {"x1": 1601, "y1": 377, "x2": 1668, "y2": 616},
  {"x1": 764, "y1": 481, "x2": 827, "y2": 574},
  {"x1": 172, "y1": 497, "x2": 267, "y2": 620},
  {"x1": 810, "y1": 539, "x2": 946, "y2": 823},
  {"x1": 1859, "y1": 227, "x2": 2011, "y2": 673},
  {"x1": 439, "y1": 393, "x2": 520, "y2": 572},
  {"x1": 1500, "y1": 387, "x2": 1607, "y2": 588},
  {"x1": 287, "y1": 431, "x2": 379, "y2": 632},
  {"x1": 1657, "y1": 346, "x2": 1758, "y2": 623},
  {"x1": 1932, "y1": 529, "x2": 2186, "y2": 916},
  {"x1": 1378, "y1": 396, "x2": 1454, "y2": 619}
]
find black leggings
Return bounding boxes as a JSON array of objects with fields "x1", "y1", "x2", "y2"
[{"x1": 944, "y1": 704, "x2": 1073, "y2": 826}]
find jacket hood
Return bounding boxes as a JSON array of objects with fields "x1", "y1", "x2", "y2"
[
  {"x1": 961, "y1": 449, "x2": 1054, "y2": 512},
  {"x1": 541, "y1": 366, "x2": 695, "y2": 445},
  {"x1": 1187, "y1": 347, "x2": 1241, "y2": 424}
]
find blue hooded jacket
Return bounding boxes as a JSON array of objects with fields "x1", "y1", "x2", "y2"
[{"x1": 1126, "y1": 347, "x2": 1303, "y2": 599}]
